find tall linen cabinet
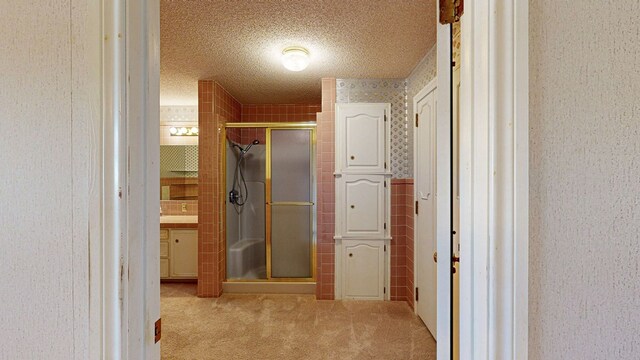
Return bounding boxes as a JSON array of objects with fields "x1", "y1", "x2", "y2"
[{"x1": 334, "y1": 103, "x2": 391, "y2": 300}]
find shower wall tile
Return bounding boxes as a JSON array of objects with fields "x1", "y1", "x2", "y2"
[
  {"x1": 239, "y1": 128, "x2": 266, "y2": 146},
  {"x1": 316, "y1": 78, "x2": 336, "y2": 300},
  {"x1": 238, "y1": 104, "x2": 320, "y2": 145},
  {"x1": 336, "y1": 79, "x2": 410, "y2": 179}
]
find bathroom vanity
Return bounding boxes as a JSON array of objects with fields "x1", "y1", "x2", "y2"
[{"x1": 160, "y1": 216, "x2": 198, "y2": 280}]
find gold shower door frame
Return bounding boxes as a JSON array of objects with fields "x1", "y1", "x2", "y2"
[{"x1": 223, "y1": 122, "x2": 317, "y2": 282}]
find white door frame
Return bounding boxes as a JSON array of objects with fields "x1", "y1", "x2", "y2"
[
  {"x1": 100, "y1": 0, "x2": 161, "y2": 359},
  {"x1": 104, "y1": 0, "x2": 529, "y2": 358},
  {"x1": 455, "y1": 0, "x2": 529, "y2": 359}
]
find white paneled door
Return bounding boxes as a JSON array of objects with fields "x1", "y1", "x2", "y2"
[
  {"x1": 336, "y1": 103, "x2": 387, "y2": 173},
  {"x1": 414, "y1": 84, "x2": 438, "y2": 338},
  {"x1": 341, "y1": 175, "x2": 386, "y2": 238},
  {"x1": 342, "y1": 240, "x2": 385, "y2": 300}
]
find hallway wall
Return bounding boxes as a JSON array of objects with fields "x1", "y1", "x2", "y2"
[
  {"x1": 529, "y1": 1, "x2": 640, "y2": 358},
  {"x1": 0, "y1": 1, "x2": 100, "y2": 357}
]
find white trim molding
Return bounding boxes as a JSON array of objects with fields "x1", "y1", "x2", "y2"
[
  {"x1": 102, "y1": 0, "x2": 160, "y2": 359},
  {"x1": 458, "y1": 0, "x2": 529, "y2": 359}
]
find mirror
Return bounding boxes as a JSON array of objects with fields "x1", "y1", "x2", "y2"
[{"x1": 160, "y1": 145, "x2": 198, "y2": 200}]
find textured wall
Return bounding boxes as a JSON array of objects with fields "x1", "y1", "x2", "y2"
[
  {"x1": 0, "y1": 0, "x2": 97, "y2": 358},
  {"x1": 530, "y1": 1, "x2": 640, "y2": 358}
]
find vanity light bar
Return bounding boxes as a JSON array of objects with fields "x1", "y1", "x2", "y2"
[{"x1": 169, "y1": 126, "x2": 199, "y2": 136}]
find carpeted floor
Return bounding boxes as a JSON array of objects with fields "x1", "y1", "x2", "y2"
[{"x1": 161, "y1": 283, "x2": 436, "y2": 360}]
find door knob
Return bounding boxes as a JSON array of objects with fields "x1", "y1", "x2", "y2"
[
  {"x1": 349, "y1": 253, "x2": 353, "y2": 257},
  {"x1": 350, "y1": 155, "x2": 355, "y2": 160},
  {"x1": 433, "y1": 251, "x2": 437, "y2": 263},
  {"x1": 350, "y1": 205, "x2": 355, "y2": 209},
  {"x1": 175, "y1": 239, "x2": 179, "y2": 243}
]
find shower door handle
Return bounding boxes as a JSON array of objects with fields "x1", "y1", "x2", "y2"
[{"x1": 267, "y1": 202, "x2": 314, "y2": 206}]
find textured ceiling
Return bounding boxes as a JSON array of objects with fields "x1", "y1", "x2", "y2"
[{"x1": 160, "y1": 0, "x2": 436, "y2": 105}]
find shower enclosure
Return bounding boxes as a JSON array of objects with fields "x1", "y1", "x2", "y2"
[{"x1": 225, "y1": 122, "x2": 316, "y2": 282}]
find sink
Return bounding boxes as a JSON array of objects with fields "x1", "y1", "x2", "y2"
[{"x1": 160, "y1": 215, "x2": 198, "y2": 224}]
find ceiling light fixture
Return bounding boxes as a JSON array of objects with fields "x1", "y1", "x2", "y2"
[{"x1": 281, "y1": 46, "x2": 310, "y2": 72}]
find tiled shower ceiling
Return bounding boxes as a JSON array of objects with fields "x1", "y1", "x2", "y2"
[{"x1": 160, "y1": 0, "x2": 437, "y2": 105}]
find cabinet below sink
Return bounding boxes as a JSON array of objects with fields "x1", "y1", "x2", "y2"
[{"x1": 160, "y1": 228, "x2": 197, "y2": 280}]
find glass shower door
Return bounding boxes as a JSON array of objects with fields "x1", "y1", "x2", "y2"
[{"x1": 267, "y1": 128, "x2": 315, "y2": 279}]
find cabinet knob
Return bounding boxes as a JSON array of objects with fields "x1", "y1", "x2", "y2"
[
  {"x1": 350, "y1": 155, "x2": 355, "y2": 160},
  {"x1": 175, "y1": 239, "x2": 179, "y2": 243},
  {"x1": 350, "y1": 205, "x2": 355, "y2": 209},
  {"x1": 349, "y1": 253, "x2": 353, "y2": 257}
]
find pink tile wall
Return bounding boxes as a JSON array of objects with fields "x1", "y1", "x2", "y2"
[
  {"x1": 391, "y1": 180, "x2": 408, "y2": 301},
  {"x1": 238, "y1": 104, "x2": 320, "y2": 145},
  {"x1": 316, "y1": 78, "x2": 336, "y2": 300},
  {"x1": 391, "y1": 179, "x2": 415, "y2": 308},
  {"x1": 239, "y1": 128, "x2": 267, "y2": 145},
  {"x1": 198, "y1": 80, "x2": 241, "y2": 298},
  {"x1": 405, "y1": 181, "x2": 415, "y2": 309},
  {"x1": 241, "y1": 104, "x2": 320, "y2": 122},
  {"x1": 160, "y1": 200, "x2": 198, "y2": 215}
]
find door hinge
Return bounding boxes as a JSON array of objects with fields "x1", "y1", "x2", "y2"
[
  {"x1": 384, "y1": 222, "x2": 387, "y2": 230},
  {"x1": 415, "y1": 287, "x2": 419, "y2": 301},
  {"x1": 384, "y1": 245, "x2": 387, "y2": 252},
  {"x1": 154, "y1": 318, "x2": 162, "y2": 343},
  {"x1": 384, "y1": 162, "x2": 387, "y2": 169},
  {"x1": 384, "y1": 113, "x2": 387, "y2": 122},
  {"x1": 439, "y1": 0, "x2": 464, "y2": 25},
  {"x1": 415, "y1": 113, "x2": 419, "y2": 127},
  {"x1": 415, "y1": 200, "x2": 419, "y2": 215},
  {"x1": 384, "y1": 287, "x2": 386, "y2": 294},
  {"x1": 384, "y1": 180, "x2": 387, "y2": 188}
]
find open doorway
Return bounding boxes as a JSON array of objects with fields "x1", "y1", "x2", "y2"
[{"x1": 117, "y1": 1, "x2": 528, "y2": 357}]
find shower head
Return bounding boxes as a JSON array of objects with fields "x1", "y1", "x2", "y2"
[{"x1": 242, "y1": 139, "x2": 260, "y2": 154}]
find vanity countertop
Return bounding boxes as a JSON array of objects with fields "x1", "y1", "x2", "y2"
[{"x1": 160, "y1": 215, "x2": 198, "y2": 228}]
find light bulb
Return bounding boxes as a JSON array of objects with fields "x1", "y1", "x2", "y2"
[
  {"x1": 169, "y1": 127, "x2": 177, "y2": 135},
  {"x1": 191, "y1": 127, "x2": 199, "y2": 134}
]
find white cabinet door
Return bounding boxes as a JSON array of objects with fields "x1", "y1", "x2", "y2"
[
  {"x1": 342, "y1": 240, "x2": 385, "y2": 300},
  {"x1": 336, "y1": 103, "x2": 388, "y2": 173},
  {"x1": 341, "y1": 174, "x2": 386, "y2": 238},
  {"x1": 169, "y1": 229, "x2": 198, "y2": 278},
  {"x1": 160, "y1": 259, "x2": 170, "y2": 278}
]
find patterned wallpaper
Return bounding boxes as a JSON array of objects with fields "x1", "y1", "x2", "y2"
[
  {"x1": 159, "y1": 105, "x2": 198, "y2": 124},
  {"x1": 336, "y1": 79, "x2": 409, "y2": 178},
  {"x1": 337, "y1": 44, "x2": 439, "y2": 179},
  {"x1": 160, "y1": 145, "x2": 199, "y2": 178}
]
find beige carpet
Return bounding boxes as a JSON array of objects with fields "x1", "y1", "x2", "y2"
[{"x1": 161, "y1": 283, "x2": 436, "y2": 360}]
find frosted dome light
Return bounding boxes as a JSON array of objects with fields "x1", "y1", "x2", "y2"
[{"x1": 282, "y1": 46, "x2": 310, "y2": 72}]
